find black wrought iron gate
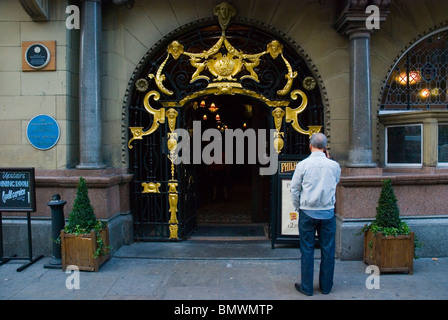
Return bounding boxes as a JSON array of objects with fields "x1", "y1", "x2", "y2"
[{"x1": 128, "y1": 100, "x2": 198, "y2": 240}]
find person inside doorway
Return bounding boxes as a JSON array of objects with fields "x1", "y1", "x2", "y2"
[{"x1": 290, "y1": 133, "x2": 341, "y2": 296}]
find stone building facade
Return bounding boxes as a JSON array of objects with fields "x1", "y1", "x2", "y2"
[{"x1": 1, "y1": 0, "x2": 447, "y2": 259}]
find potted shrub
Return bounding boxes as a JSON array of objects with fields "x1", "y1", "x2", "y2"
[
  {"x1": 60, "y1": 177, "x2": 110, "y2": 272},
  {"x1": 362, "y1": 178, "x2": 417, "y2": 274}
]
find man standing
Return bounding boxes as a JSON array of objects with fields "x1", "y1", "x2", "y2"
[{"x1": 290, "y1": 133, "x2": 341, "y2": 296}]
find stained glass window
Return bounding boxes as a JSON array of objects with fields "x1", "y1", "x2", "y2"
[{"x1": 380, "y1": 29, "x2": 448, "y2": 112}]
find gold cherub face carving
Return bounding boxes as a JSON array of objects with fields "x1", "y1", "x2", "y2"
[
  {"x1": 272, "y1": 107, "x2": 285, "y2": 131},
  {"x1": 213, "y1": 1, "x2": 236, "y2": 31},
  {"x1": 167, "y1": 41, "x2": 184, "y2": 60},
  {"x1": 267, "y1": 40, "x2": 283, "y2": 59}
]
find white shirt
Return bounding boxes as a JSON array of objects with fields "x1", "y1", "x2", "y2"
[{"x1": 290, "y1": 152, "x2": 341, "y2": 212}]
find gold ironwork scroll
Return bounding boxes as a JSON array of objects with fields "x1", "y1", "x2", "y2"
[
  {"x1": 175, "y1": 85, "x2": 291, "y2": 108},
  {"x1": 266, "y1": 40, "x2": 298, "y2": 96},
  {"x1": 148, "y1": 54, "x2": 173, "y2": 96},
  {"x1": 285, "y1": 89, "x2": 322, "y2": 137},
  {"x1": 128, "y1": 91, "x2": 165, "y2": 149}
]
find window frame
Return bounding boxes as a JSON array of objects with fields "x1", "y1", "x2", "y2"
[
  {"x1": 385, "y1": 123, "x2": 423, "y2": 167},
  {"x1": 438, "y1": 122, "x2": 448, "y2": 166}
]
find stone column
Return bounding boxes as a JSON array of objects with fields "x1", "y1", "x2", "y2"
[
  {"x1": 335, "y1": 1, "x2": 390, "y2": 167},
  {"x1": 77, "y1": 0, "x2": 105, "y2": 169},
  {"x1": 347, "y1": 30, "x2": 376, "y2": 167}
]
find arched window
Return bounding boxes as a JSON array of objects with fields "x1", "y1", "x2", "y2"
[
  {"x1": 379, "y1": 28, "x2": 448, "y2": 168},
  {"x1": 380, "y1": 29, "x2": 448, "y2": 112}
]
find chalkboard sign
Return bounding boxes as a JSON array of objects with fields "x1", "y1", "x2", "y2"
[{"x1": 0, "y1": 168, "x2": 36, "y2": 212}]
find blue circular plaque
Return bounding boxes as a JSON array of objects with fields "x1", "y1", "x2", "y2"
[{"x1": 26, "y1": 115, "x2": 60, "y2": 150}]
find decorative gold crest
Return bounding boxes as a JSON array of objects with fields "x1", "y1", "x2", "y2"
[{"x1": 148, "y1": 7, "x2": 298, "y2": 98}]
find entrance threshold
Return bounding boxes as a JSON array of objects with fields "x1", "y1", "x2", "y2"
[
  {"x1": 114, "y1": 240, "x2": 301, "y2": 260},
  {"x1": 189, "y1": 223, "x2": 269, "y2": 241}
]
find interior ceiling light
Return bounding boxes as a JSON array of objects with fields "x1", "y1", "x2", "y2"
[
  {"x1": 396, "y1": 71, "x2": 421, "y2": 85},
  {"x1": 208, "y1": 102, "x2": 219, "y2": 113},
  {"x1": 420, "y1": 88, "x2": 430, "y2": 98}
]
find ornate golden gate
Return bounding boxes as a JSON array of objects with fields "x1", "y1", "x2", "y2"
[{"x1": 127, "y1": 2, "x2": 323, "y2": 241}]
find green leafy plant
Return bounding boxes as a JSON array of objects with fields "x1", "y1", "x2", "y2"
[
  {"x1": 361, "y1": 178, "x2": 422, "y2": 257},
  {"x1": 64, "y1": 177, "x2": 110, "y2": 258}
]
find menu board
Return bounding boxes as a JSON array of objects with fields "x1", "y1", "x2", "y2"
[
  {"x1": 0, "y1": 168, "x2": 36, "y2": 212},
  {"x1": 281, "y1": 178, "x2": 299, "y2": 236}
]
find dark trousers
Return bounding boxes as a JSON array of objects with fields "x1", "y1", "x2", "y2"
[{"x1": 298, "y1": 210, "x2": 336, "y2": 295}]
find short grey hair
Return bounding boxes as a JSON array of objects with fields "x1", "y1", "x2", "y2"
[{"x1": 310, "y1": 133, "x2": 327, "y2": 149}]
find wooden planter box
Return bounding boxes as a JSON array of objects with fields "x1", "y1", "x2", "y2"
[
  {"x1": 60, "y1": 227, "x2": 110, "y2": 272},
  {"x1": 364, "y1": 229, "x2": 414, "y2": 274}
]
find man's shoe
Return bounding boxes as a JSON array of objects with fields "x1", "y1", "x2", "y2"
[
  {"x1": 294, "y1": 283, "x2": 313, "y2": 296},
  {"x1": 320, "y1": 286, "x2": 331, "y2": 294}
]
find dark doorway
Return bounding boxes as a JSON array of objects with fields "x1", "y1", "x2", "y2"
[{"x1": 184, "y1": 95, "x2": 271, "y2": 235}]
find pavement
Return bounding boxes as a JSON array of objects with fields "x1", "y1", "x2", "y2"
[{"x1": 1, "y1": 240, "x2": 447, "y2": 302}]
